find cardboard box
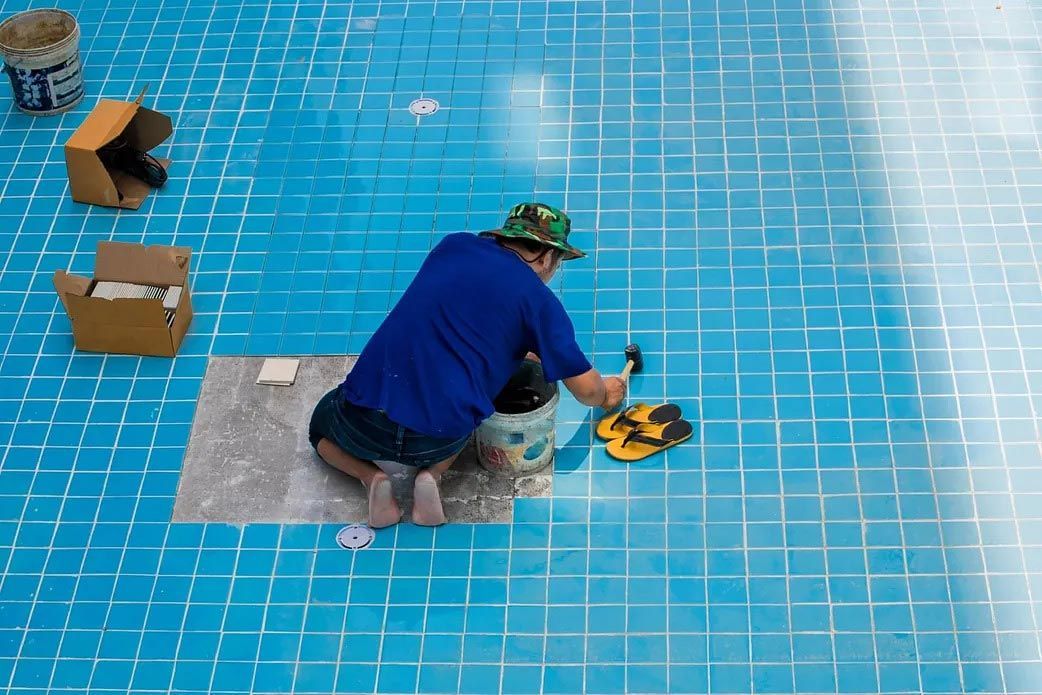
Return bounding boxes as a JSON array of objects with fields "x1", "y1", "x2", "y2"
[
  {"x1": 53, "y1": 242, "x2": 194, "y2": 357},
  {"x1": 64, "y1": 89, "x2": 172, "y2": 209}
]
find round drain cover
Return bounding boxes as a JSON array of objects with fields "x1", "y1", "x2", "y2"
[
  {"x1": 336, "y1": 524, "x2": 375, "y2": 550},
  {"x1": 409, "y1": 97, "x2": 439, "y2": 116}
]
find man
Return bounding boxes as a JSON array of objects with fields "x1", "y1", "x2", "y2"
[{"x1": 309, "y1": 203, "x2": 626, "y2": 527}]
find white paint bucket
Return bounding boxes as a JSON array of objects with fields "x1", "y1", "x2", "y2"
[
  {"x1": 0, "y1": 8, "x2": 84, "y2": 115},
  {"x1": 476, "y1": 361, "x2": 559, "y2": 476}
]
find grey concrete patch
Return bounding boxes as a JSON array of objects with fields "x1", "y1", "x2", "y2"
[{"x1": 173, "y1": 356, "x2": 551, "y2": 524}]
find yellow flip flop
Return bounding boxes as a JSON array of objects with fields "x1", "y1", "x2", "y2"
[
  {"x1": 596, "y1": 403, "x2": 682, "y2": 441},
  {"x1": 606, "y1": 419, "x2": 693, "y2": 461}
]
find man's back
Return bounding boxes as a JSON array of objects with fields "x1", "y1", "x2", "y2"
[{"x1": 341, "y1": 233, "x2": 589, "y2": 438}]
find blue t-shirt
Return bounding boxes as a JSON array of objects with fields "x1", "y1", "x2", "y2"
[{"x1": 340, "y1": 233, "x2": 591, "y2": 439}]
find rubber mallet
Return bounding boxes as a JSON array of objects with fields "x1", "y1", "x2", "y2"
[{"x1": 620, "y1": 343, "x2": 644, "y2": 381}]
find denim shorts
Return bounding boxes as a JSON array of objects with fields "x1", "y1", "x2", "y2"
[{"x1": 309, "y1": 389, "x2": 470, "y2": 468}]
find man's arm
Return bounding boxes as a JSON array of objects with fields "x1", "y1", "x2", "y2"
[
  {"x1": 564, "y1": 368, "x2": 626, "y2": 410},
  {"x1": 525, "y1": 298, "x2": 625, "y2": 409}
]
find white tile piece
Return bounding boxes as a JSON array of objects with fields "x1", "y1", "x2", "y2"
[
  {"x1": 91, "y1": 281, "x2": 168, "y2": 302},
  {"x1": 163, "y1": 285, "x2": 182, "y2": 310},
  {"x1": 256, "y1": 358, "x2": 300, "y2": 386}
]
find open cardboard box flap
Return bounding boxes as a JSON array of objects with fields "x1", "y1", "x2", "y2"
[
  {"x1": 64, "y1": 88, "x2": 173, "y2": 210},
  {"x1": 52, "y1": 270, "x2": 90, "y2": 313},
  {"x1": 94, "y1": 241, "x2": 191, "y2": 286}
]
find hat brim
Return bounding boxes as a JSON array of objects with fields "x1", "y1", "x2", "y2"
[{"x1": 481, "y1": 228, "x2": 586, "y2": 261}]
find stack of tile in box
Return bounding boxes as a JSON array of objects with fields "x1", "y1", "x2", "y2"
[{"x1": 91, "y1": 281, "x2": 182, "y2": 326}]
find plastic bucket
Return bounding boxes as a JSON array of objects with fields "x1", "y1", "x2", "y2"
[
  {"x1": 476, "y1": 361, "x2": 559, "y2": 476},
  {"x1": 0, "y1": 9, "x2": 83, "y2": 115}
]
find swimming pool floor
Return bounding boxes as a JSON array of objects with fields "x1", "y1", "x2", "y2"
[{"x1": 1, "y1": 0, "x2": 1042, "y2": 692}]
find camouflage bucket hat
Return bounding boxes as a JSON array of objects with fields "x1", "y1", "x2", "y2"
[{"x1": 481, "y1": 202, "x2": 586, "y2": 260}]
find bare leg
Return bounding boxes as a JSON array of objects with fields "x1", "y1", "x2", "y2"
[
  {"x1": 316, "y1": 438, "x2": 381, "y2": 484},
  {"x1": 316, "y1": 438, "x2": 401, "y2": 528},
  {"x1": 412, "y1": 452, "x2": 461, "y2": 526},
  {"x1": 427, "y1": 453, "x2": 459, "y2": 480}
]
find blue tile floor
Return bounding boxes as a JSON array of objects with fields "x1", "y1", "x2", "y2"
[{"x1": 1, "y1": 0, "x2": 1042, "y2": 692}]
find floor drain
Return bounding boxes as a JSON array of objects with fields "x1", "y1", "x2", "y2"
[
  {"x1": 409, "y1": 97, "x2": 439, "y2": 116},
  {"x1": 336, "y1": 524, "x2": 375, "y2": 550}
]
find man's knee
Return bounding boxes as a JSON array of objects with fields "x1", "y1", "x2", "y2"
[
  {"x1": 308, "y1": 430, "x2": 323, "y2": 450},
  {"x1": 309, "y1": 388, "x2": 342, "y2": 449}
]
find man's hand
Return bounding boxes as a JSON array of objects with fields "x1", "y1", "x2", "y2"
[
  {"x1": 563, "y1": 370, "x2": 628, "y2": 410},
  {"x1": 600, "y1": 376, "x2": 627, "y2": 411},
  {"x1": 525, "y1": 352, "x2": 542, "y2": 364}
]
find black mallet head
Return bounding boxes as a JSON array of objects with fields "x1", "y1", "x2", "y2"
[{"x1": 624, "y1": 343, "x2": 644, "y2": 374}]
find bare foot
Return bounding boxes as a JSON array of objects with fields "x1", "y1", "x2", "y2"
[
  {"x1": 412, "y1": 470, "x2": 446, "y2": 526},
  {"x1": 365, "y1": 472, "x2": 401, "y2": 528}
]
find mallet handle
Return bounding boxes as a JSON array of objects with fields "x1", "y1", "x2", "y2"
[{"x1": 621, "y1": 360, "x2": 635, "y2": 381}]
